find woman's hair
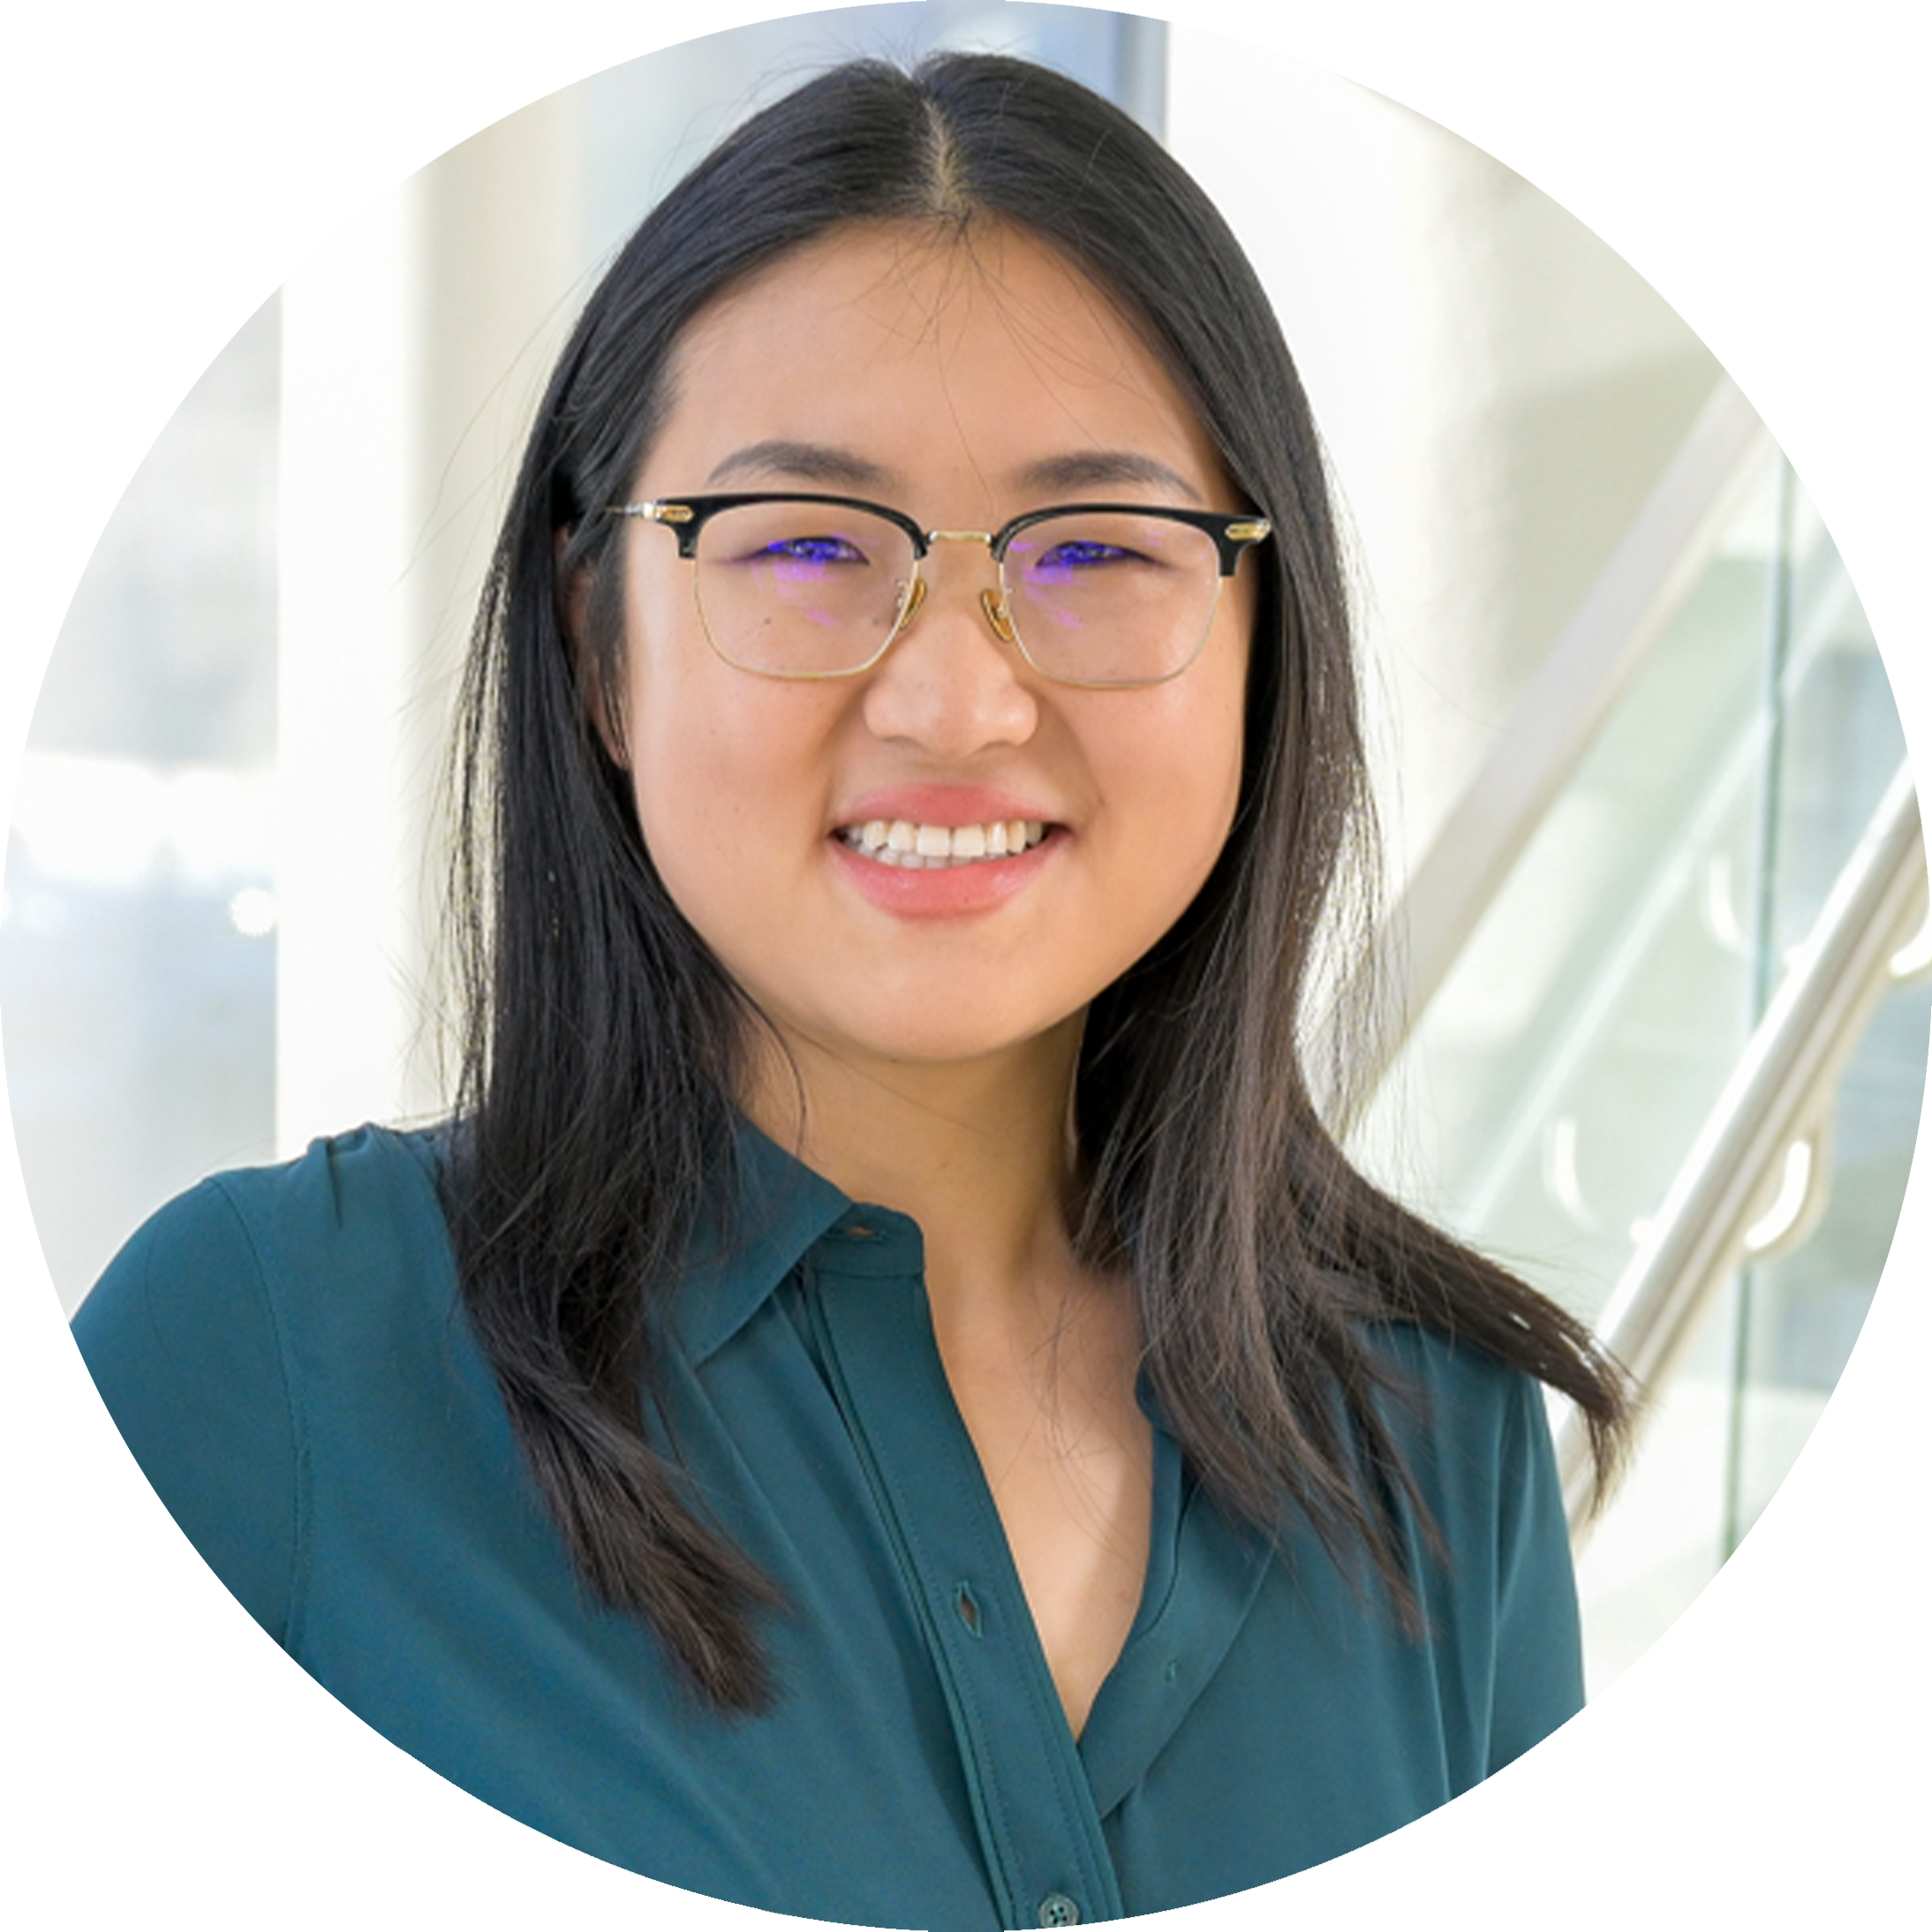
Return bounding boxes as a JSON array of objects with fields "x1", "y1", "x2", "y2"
[{"x1": 446, "y1": 49, "x2": 1630, "y2": 1712}]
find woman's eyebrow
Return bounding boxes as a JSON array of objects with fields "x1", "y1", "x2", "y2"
[
  {"x1": 704, "y1": 441, "x2": 895, "y2": 490},
  {"x1": 699, "y1": 442, "x2": 1204, "y2": 503},
  {"x1": 1014, "y1": 450, "x2": 1204, "y2": 502}
]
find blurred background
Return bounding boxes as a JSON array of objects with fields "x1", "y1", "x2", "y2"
[{"x1": 5, "y1": 2, "x2": 1923, "y2": 1699}]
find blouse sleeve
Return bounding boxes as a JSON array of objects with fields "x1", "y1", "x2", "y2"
[
  {"x1": 1486, "y1": 1369, "x2": 1586, "y2": 1772},
  {"x1": 70, "y1": 1178, "x2": 300, "y2": 1643}
]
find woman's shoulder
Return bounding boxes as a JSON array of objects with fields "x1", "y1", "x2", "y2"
[
  {"x1": 68, "y1": 1125, "x2": 460, "y2": 1641},
  {"x1": 1367, "y1": 1320, "x2": 1566, "y2": 1537},
  {"x1": 74, "y1": 1121, "x2": 461, "y2": 1415},
  {"x1": 1374, "y1": 1317, "x2": 1547, "y2": 1424},
  {"x1": 156, "y1": 1121, "x2": 447, "y2": 1249},
  {"x1": 105, "y1": 1123, "x2": 445, "y2": 1294}
]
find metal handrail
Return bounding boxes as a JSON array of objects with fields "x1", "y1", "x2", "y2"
[
  {"x1": 1558, "y1": 760, "x2": 1928, "y2": 1527},
  {"x1": 1329, "y1": 378, "x2": 1932, "y2": 1136}
]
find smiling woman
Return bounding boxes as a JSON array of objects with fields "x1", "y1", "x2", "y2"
[
  {"x1": 72, "y1": 50, "x2": 1629, "y2": 1927},
  {"x1": 616, "y1": 223, "x2": 1251, "y2": 1105}
]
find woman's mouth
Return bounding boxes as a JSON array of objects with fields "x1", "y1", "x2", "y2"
[{"x1": 836, "y1": 818, "x2": 1049, "y2": 870}]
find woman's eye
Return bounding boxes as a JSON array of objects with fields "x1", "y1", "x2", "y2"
[
  {"x1": 1038, "y1": 540, "x2": 1132, "y2": 570},
  {"x1": 759, "y1": 533, "x2": 867, "y2": 566}
]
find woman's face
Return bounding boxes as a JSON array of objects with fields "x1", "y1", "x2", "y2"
[{"x1": 612, "y1": 221, "x2": 1253, "y2": 1078}]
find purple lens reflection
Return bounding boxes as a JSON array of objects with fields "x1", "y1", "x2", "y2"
[
  {"x1": 1004, "y1": 512, "x2": 1217, "y2": 681},
  {"x1": 698, "y1": 502, "x2": 913, "y2": 673}
]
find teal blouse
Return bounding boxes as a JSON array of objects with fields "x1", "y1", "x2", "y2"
[{"x1": 72, "y1": 1124, "x2": 1582, "y2": 1927}]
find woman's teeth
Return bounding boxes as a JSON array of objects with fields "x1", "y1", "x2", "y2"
[{"x1": 839, "y1": 818, "x2": 1047, "y2": 869}]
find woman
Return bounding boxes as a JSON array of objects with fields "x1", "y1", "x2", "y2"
[{"x1": 75, "y1": 51, "x2": 1628, "y2": 1926}]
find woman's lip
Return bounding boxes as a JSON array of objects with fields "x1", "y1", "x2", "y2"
[
  {"x1": 829, "y1": 823, "x2": 1060, "y2": 919},
  {"x1": 833, "y1": 783, "x2": 1060, "y2": 831}
]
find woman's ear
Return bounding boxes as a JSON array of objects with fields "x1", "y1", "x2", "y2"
[{"x1": 555, "y1": 526, "x2": 630, "y2": 768}]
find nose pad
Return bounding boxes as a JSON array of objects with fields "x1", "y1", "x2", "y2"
[
  {"x1": 979, "y1": 589, "x2": 1018, "y2": 645},
  {"x1": 893, "y1": 575, "x2": 929, "y2": 637},
  {"x1": 887, "y1": 573, "x2": 1017, "y2": 649}
]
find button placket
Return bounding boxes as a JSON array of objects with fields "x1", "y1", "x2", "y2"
[{"x1": 805, "y1": 1239, "x2": 1126, "y2": 1929}]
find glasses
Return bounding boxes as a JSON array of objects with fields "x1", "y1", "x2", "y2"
[{"x1": 612, "y1": 492, "x2": 1272, "y2": 688}]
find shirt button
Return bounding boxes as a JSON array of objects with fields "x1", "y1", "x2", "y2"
[
  {"x1": 1038, "y1": 1894, "x2": 1082, "y2": 1927},
  {"x1": 954, "y1": 1583, "x2": 983, "y2": 1636}
]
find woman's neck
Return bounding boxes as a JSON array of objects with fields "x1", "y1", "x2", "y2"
[{"x1": 742, "y1": 1011, "x2": 1089, "y2": 1324}]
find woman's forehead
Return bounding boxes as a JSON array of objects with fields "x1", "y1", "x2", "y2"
[
  {"x1": 683, "y1": 219, "x2": 1141, "y2": 356},
  {"x1": 645, "y1": 219, "x2": 1223, "y2": 500}
]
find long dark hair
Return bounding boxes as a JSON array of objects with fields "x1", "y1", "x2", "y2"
[{"x1": 446, "y1": 50, "x2": 1630, "y2": 1713}]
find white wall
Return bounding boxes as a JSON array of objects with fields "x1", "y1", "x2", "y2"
[
  {"x1": 1166, "y1": 30, "x2": 1724, "y2": 890},
  {"x1": 275, "y1": 97, "x2": 585, "y2": 1150}
]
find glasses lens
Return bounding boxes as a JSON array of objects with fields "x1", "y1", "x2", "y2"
[
  {"x1": 1000, "y1": 512, "x2": 1222, "y2": 685},
  {"x1": 692, "y1": 501, "x2": 916, "y2": 676}
]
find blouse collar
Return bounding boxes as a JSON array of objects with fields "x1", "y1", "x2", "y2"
[{"x1": 673, "y1": 1118, "x2": 856, "y2": 1365}]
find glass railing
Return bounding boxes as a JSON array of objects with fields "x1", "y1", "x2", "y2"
[
  {"x1": 1560, "y1": 753, "x2": 1932, "y2": 1506},
  {"x1": 1352, "y1": 451, "x2": 1924, "y2": 1360},
  {"x1": 1357, "y1": 451, "x2": 1825, "y2": 1318},
  {"x1": 1723, "y1": 451, "x2": 1932, "y2": 1770},
  {"x1": 1347, "y1": 450, "x2": 1927, "y2": 1692}
]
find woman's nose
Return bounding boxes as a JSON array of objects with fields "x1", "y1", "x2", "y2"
[{"x1": 859, "y1": 547, "x2": 1040, "y2": 756}]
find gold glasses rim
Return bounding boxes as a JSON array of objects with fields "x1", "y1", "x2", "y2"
[{"x1": 608, "y1": 490, "x2": 1272, "y2": 688}]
